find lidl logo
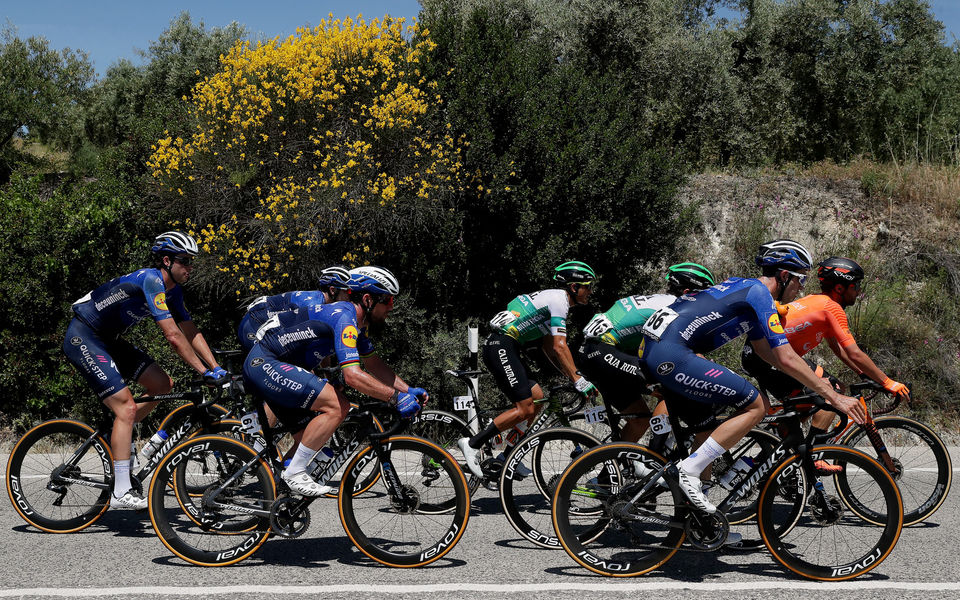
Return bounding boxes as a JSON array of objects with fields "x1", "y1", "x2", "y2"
[
  {"x1": 154, "y1": 293, "x2": 168, "y2": 311},
  {"x1": 768, "y1": 313, "x2": 784, "y2": 334},
  {"x1": 341, "y1": 325, "x2": 359, "y2": 348}
]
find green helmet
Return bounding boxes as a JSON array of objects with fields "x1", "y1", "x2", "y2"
[
  {"x1": 553, "y1": 260, "x2": 597, "y2": 285},
  {"x1": 666, "y1": 262, "x2": 715, "y2": 292}
]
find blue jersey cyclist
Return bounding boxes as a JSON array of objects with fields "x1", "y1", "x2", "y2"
[
  {"x1": 458, "y1": 260, "x2": 600, "y2": 479},
  {"x1": 63, "y1": 231, "x2": 228, "y2": 509},
  {"x1": 242, "y1": 266, "x2": 428, "y2": 496},
  {"x1": 639, "y1": 239, "x2": 865, "y2": 513},
  {"x1": 236, "y1": 266, "x2": 351, "y2": 352}
]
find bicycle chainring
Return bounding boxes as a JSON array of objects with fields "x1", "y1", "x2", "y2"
[
  {"x1": 685, "y1": 511, "x2": 729, "y2": 551},
  {"x1": 269, "y1": 496, "x2": 311, "y2": 538}
]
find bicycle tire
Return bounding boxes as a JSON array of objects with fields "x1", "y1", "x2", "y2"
[
  {"x1": 758, "y1": 445, "x2": 903, "y2": 581},
  {"x1": 839, "y1": 415, "x2": 952, "y2": 525},
  {"x1": 338, "y1": 435, "x2": 470, "y2": 567},
  {"x1": 499, "y1": 427, "x2": 600, "y2": 548},
  {"x1": 149, "y1": 434, "x2": 276, "y2": 566},
  {"x1": 552, "y1": 443, "x2": 685, "y2": 577},
  {"x1": 156, "y1": 402, "x2": 230, "y2": 437},
  {"x1": 410, "y1": 409, "x2": 482, "y2": 496},
  {"x1": 6, "y1": 419, "x2": 113, "y2": 533}
]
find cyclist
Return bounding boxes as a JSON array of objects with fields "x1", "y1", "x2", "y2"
[
  {"x1": 458, "y1": 260, "x2": 599, "y2": 478},
  {"x1": 63, "y1": 231, "x2": 228, "y2": 509},
  {"x1": 639, "y1": 240, "x2": 865, "y2": 513},
  {"x1": 742, "y1": 256, "x2": 910, "y2": 450},
  {"x1": 236, "y1": 266, "x2": 351, "y2": 352},
  {"x1": 241, "y1": 265, "x2": 429, "y2": 496},
  {"x1": 577, "y1": 263, "x2": 716, "y2": 443}
]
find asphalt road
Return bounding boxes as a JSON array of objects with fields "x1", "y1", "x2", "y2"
[{"x1": 1, "y1": 448, "x2": 958, "y2": 600}]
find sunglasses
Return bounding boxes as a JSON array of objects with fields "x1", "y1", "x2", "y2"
[
  {"x1": 172, "y1": 256, "x2": 194, "y2": 266},
  {"x1": 785, "y1": 270, "x2": 807, "y2": 287}
]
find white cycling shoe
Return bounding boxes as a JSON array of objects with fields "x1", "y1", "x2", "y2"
[
  {"x1": 457, "y1": 437, "x2": 484, "y2": 478},
  {"x1": 496, "y1": 451, "x2": 532, "y2": 478},
  {"x1": 282, "y1": 469, "x2": 332, "y2": 497},
  {"x1": 112, "y1": 490, "x2": 147, "y2": 510},
  {"x1": 677, "y1": 467, "x2": 716, "y2": 514}
]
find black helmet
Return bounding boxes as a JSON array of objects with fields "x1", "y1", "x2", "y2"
[
  {"x1": 817, "y1": 257, "x2": 864, "y2": 287},
  {"x1": 666, "y1": 262, "x2": 715, "y2": 292}
]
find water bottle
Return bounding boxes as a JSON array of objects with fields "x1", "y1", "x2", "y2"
[
  {"x1": 718, "y1": 456, "x2": 754, "y2": 490},
  {"x1": 140, "y1": 430, "x2": 168, "y2": 461}
]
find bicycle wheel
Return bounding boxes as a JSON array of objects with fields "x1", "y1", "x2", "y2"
[
  {"x1": 500, "y1": 427, "x2": 600, "y2": 548},
  {"x1": 839, "y1": 415, "x2": 952, "y2": 525},
  {"x1": 6, "y1": 419, "x2": 113, "y2": 533},
  {"x1": 706, "y1": 428, "x2": 782, "y2": 524},
  {"x1": 566, "y1": 411, "x2": 614, "y2": 443},
  {"x1": 156, "y1": 402, "x2": 230, "y2": 437},
  {"x1": 758, "y1": 446, "x2": 903, "y2": 581},
  {"x1": 339, "y1": 436, "x2": 470, "y2": 567},
  {"x1": 552, "y1": 443, "x2": 685, "y2": 577},
  {"x1": 410, "y1": 409, "x2": 482, "y2": 496},
  {"x1": 149, "y1": 435, "x2": 276, "y2": 566}
]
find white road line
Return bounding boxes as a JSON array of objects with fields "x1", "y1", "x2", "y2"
[{"x1": 2, "y1": 582, "x2": 960, "y2": 597}]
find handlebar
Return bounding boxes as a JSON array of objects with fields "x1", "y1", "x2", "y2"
[
  {"x1": 781, "y1": 392, "x2": 849, "y2": 442},
  {"x1": 849, "y1": 380, "x2": 906, "y2": 416}
]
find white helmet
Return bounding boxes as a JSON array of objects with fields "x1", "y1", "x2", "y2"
[
  {"x1": 152, "y1": 231, "x2": 199, "y2": 256},
  {"x1": 348, "y1": 266, "x2": 400, "y2": 295}
]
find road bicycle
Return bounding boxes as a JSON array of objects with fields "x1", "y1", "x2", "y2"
[
  {"x1": 552, "y1": 382, "x2": 904, "y2": 581},
  {"x1": 6, "y1": 375, "x2": 246, "y2": 533},
  {"x1": 148, "y1": 395, "x2": 471, "y2": 567},
  {"x1": 762, "y1": 379, "x2": 951, "y2": 526}
]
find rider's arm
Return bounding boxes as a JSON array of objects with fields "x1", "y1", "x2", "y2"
[
  {"x1": 829, "y1": 337, "x2": 909, "y2": 400},
  {"x1": 178, "y1": 320, "x2": 221, "y2": 372},
  {"x1": 362, "y1": 353, "x2": 409, "y2": 392},
  {"x1": 156, "y1": 318, "x2": 209, "y2": 375},
  {"x1": 541, "y1": 334, "x2": 580, "y2": 382},
  {"x1": 341, "y1": 364, "x2": 397, "y2": 401},
  {"x1": 749, "y1": 338, "x2": 865, "y2": 424}
]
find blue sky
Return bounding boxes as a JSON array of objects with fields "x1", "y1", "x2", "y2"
[{"x1": 4, "y1": 1, "x2": 960, "y2": 78}]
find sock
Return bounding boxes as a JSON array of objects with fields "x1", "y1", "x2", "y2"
[
  {"x1": 286, "y1": 443, "x2": 319, "y2": 474},
  {"x1": 113, "y1": 460, "x2": 131, "y2": 497},
  {"x1": 680, "y1": 436, "x2": 726, "y2": 477},
  {"x1": 469, "y1": 421, "x2": 501, "y2": 449}
]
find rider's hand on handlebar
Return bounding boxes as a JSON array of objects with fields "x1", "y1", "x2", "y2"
[
  {"x1": 882, "y1": 378, "x2": 911, "y2": 403},
  {"x1": 406, "y1": 387, "x2": 430, "y2": 407},
  {"x1": 831, "y1": 393, "x2": 866, "y2": 425},
  {"x1": 203, "y1": 366, "x2": 230, "y2": 386},
  {"x1": 574, "y1": 376, "x2": 599, "y2": 400},
  {"x1": 391, "y1": 391, "x2": 422, "y2": 418}
]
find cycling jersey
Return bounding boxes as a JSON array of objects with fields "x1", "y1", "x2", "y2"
[
  {"x1": 252, "y1": 301, "x2": 375, "y2": 370},
  {"x1": 641, "y1": 278, "x2": 786, "y2": 409},
  {"x1": 489, "y1": 289, "x2": 570, "y2": 345},
  {"x1": 237, "y1": 290, "x2": 326, "y2": 351},
  {"x1": 71, "y1": 268, "x2": 191, "y2": 337},
  {"x1": 780, "y1": 294, "x2": 856, "y2": 356},
  {"x1": 583, "y1": 294, "x2": 675, "y2": 353}
]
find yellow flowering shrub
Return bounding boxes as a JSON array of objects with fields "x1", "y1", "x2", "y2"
[{"x1": 148, "y1": 15, "x2": 469, "y2": 297}]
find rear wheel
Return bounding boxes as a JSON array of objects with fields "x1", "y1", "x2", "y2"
[
  {"x1": 410, "y1": 410, "x2": 481, "y2": 496},
  {"x1": 6, "y1": 419, "x2": 112, "y2": 533}
]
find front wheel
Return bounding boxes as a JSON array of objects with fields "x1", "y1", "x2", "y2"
[
  {"x1": 339, "y1": 436, "x2": 470, "y2": 567},
  {"x1": 6, "y1": 419, "x2": 113, "y2": 533},
  {"x1": 149, "y1": 434, "x2": 276, "y2": 566},
  {"x1": 499, "y1": 427, "x2": 601, "y2": 548},
  {"x1": 839, "y1": 416, "x2": 952, "y2": 525},
  {"x1": 758, "y1": 446, "x2": 903, "y2": 581}
]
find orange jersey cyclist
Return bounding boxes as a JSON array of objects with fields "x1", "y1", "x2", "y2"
[
  {"x1": 457, "y1": 261, "x2": 599, "y2": 479},
  {"x1": 63, "y1": 231, "x2": 228, "y2": 509},
  {"x1": 742, "y1": 256, "x2": 910, "y2": 443},
  {"x1": 639, "y1": 240, "x2": 865, "y2": 513}
]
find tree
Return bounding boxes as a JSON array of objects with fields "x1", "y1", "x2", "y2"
[{"x1": 0, "y1": 26, "x2": 94, "y2": 182}]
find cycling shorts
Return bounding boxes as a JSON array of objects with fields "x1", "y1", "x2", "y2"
[
  {"x1": 741, "y1": 344, "x2": 835, "y2": 400},
  {"x1": 643, "y1": 340, "x2": 759, "y2": 412},
  {"x1": 62, "y1": 318, "x2": 153, "y2": 400},
  {"x1": 576, "y1": 340, "x2": 652, "y2": 412},
  {"x1": 482, "y1": 332, "x2": 538, "y2": 403},
  {"x1": 243, "y1": 344, "x2": 327, "y2": 423}
]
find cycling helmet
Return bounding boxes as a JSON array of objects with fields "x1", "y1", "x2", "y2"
[
  {"x1": 318, "y1": 266, "x2": 351, "y2": 289},
  {"x1": 817, "y1": 257, "x2": 864, "y2": 286},
  {"x1": 151, "y1": 231, "x2": 199, "y2": 256},
  {"x1": 755, "y1": 239, "x2": 813, "y2": 271},
  {"x1": 348, "y1": 266, "x2": 400, "y2": 295},
  {"x1": 666, "y1": 262, "x2": 715, "y2": 292},
  {"x1": 553, "y1": 260, "x2": 597, "y2": 285}
]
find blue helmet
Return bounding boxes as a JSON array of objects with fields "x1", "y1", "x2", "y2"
[
  {"x1": 318, "y1": 266, "x2": 351, "y2": 289},
  {"x1": 151, "y1": 231, "x2": 199, "y2": 256},
  {"x1": 348, "y1": 266, "x2": 400, "y2": 296},
  {"x1": 755, "y1": 239, "x2": 813, "y2": 271}
]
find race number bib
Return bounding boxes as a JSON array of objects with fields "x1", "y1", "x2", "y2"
[
  {"x1": 489, "y1": 310, "x2": 517, "y2": 329},
  {"x1": 240, "y1": 411, "x2": 261, "y2": 435},
  {"x1": 641, "y1": 307, "x2": 679, "y2": 341},
  {"x1": 453, "y1": 395, "x2": 475, "y2": 411},
  {"x1": 649, "y1": 414, "x2": 672, "y2": 435},
  {"x1": 582, "y1": 406, "x2": 606, "y2": 424},
  {"x1": 254, "y1": 314, "x2": 281, "y2": 341},
  {"x1": 583, "y1": 314, "x2": 614, "y2": 338}
]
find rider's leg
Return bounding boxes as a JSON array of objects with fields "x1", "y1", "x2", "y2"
[{"x1": 286, "y1": 385, "x2": 348, "y2": 474}]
